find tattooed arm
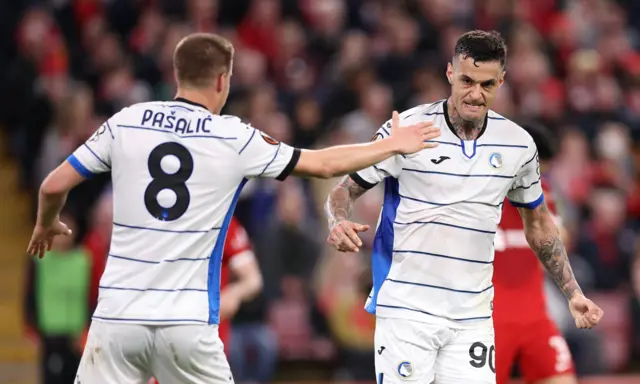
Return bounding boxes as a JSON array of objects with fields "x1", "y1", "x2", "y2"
[
  {"x1": 325, "y1": 175, "x2": 369, "y2": 228},
  {"x1": 325, "y1": 175, "x2": 370, "y2": 252},
  {"x1": 518, "y1": 202, "x2": 582, "y2": 300}
]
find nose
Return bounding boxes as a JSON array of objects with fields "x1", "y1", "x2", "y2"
[{"x1": 469, "y1": 84, "x2": 483, "y2": 101}]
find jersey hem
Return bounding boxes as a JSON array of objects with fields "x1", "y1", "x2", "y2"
[
  {"x1": 92, "y1": 316, "x2": 212, "y2": 326},
  {"x1": 66, "y1": 154, "x2": 94, "y2": 179},
  {"x1": 508, "y1": 193, "x2": 544, "y2": 209},
  {"x1": 350, "y1": 172, "x2": 377, "y2": 189}
]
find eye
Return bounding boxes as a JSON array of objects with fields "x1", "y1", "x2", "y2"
[{"x1": 462, "y1": 78, "x2": 472, "y2": 85}]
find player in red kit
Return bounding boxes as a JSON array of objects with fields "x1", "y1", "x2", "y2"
[
  {"x1": 493, "y1": 122, "x2": 577, "y2": 384},
  {"x1": 218, "y1": 217, "x2": 263, "y2": 347},
  {"x1": 149, "y1": 217, "x2": 262, "y2": 384}
]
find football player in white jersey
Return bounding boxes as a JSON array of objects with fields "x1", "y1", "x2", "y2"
[
  {"x1": 325, "y1": 30, "x2": 603, "y2": 384},
  {"x1": 26, "y1": 33, "x2": 442, "y2": 384}
]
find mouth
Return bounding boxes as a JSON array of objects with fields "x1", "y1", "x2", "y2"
[{"x1": 463, "y1": 102, "x2": 484, "y2": 112}]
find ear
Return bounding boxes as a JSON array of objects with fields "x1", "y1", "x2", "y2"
[
  {"x1": 498, "y1": 71, "x2": 506, "y2": 88},
  {"x1": 446, "y1": 62, "x2": 454, "y2": 84},
  {"x1": 216, "y1": 73, "x2": 226, "y2": 93}
]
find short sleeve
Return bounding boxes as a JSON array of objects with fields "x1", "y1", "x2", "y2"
[
  {"x1": 507, "y1": 144, "x2": 544, "y2": 209},
  {"x1": 238, "y1": 127, "x2": 300, "y2": 181},
  {"x1": 349, "y1": 121, "x2": 402, "y2": 189},
  {"x1": 67, "y1": 119, "x2": 115, "y2": 178}
]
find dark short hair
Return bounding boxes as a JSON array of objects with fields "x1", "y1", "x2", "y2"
[
  {"x1": 519, "y1": 121, "x2": 557, "y2": 161},
  {"x1": 173, "y1": 33, "x2": 234, "y2": 88},
  {"x1": 454, "y1": 30, "x2": 507, "y2": 68}
]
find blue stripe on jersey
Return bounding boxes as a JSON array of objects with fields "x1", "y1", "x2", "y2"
[
  {"x1": 386, "y1": 278, "x2": 493, "y2": 294},
  {"x1": 168, "y1": 105, "x2": 194, "y2": 112},
  {"x1": 477, "y1": 143, "x2": 527, "y2": 148},
  {"x1": 487, "y1": 116, "x2": 506, "y2": 120},
  {"x1": 99, "y1": 286, "x2": 207, "y2": 292},
  {"x1": 66, "y1": 154, "x2": 94, "y2": 178},
  {"x1": 93, "y1": 316, "x2": 207, "y2": 323},
  {"x1": 510, "y1": 177, "x2": 541, "y2": 191},
  {"x1": 208, "y1": 178, "x2": 248, "y2": 324},
  {"x1": 83, "y1": 143, "x2": 110, "y2": 168},
  {"x1": 239, "y1": 129, "x2": 257, "y2": 154},
  {"x1": 365, "y1": 177, "x2": 400, "y2": 315},
  {"x1": 259, "y1": 143, "x2": 281, "y2": 177},
  {"x1": 375, "y1": 304, "x2": 492, "y2": 321},
  {"x1": 104, "y1": 121, "x2": 115, "y2": 139},
  {"x1": 113, "y1": 222, "x2": 219, "y2": 233},
  {"x1": 399, "y1": 193, "x2": 501, "y2": 207},
  {"x1": 117, "y1": 124, "x2": 237, "y2": 140},
  {"x1": 394, "y1": 249, "x2": 493, "y2": 264},
  {"x1": 402, "y1": 168, "x2": 515, "y2": 179},
  {"x1": 508, "y1": 193, "x2": 544, "y2": 210},
  {"x1": 108, "y1": 253, "x2": 210, "y2": 264},
  {"x1": 425, "y1": 140, "x2": 528, "y2": 149},
  {"x1": 394, "y1": 220, "x2": 496, "y2": 234}
]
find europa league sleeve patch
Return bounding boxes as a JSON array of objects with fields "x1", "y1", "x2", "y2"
[
  {"x1": 260, "y1": 132, "x2": 279, "y2": 145},
  {"x1": 370, "y1": 132, "x2": 383, "y2": 142}
]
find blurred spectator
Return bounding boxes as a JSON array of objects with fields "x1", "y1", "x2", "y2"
[
  {"x1": 23, "y1": 213, "x2": 91, "y2": 384},
  {"x1": 3, "y1": 0, "x2": 640, "y2": 379},
  {"x1": 576, "y1": 185, "x2": 635, "y2": 291}
]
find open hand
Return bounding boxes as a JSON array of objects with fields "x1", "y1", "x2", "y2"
[
  {"x1": 568, "y1": 293, "x2": 603, "y2": 329},
  {"x1": 327, "y1": 220, "x2": 370, "y2": 253},
  {"x1": 389, "y1": 111, "x2": 441, "y2": 155},
  {"x1": 26, "y1": 220, "x2": 72, "y2": 258}
]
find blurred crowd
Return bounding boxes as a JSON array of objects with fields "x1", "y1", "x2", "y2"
[{"x1": 2, "y1": 0, "x2": 640, "y2": 382}]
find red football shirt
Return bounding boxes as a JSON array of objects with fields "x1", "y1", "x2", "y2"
[
  {"x1": 493, "y1": 180, "x2": 556, "y2": 325},
  {"x1": 219, "y1": 217, "x2": 252, "y2": 345}
]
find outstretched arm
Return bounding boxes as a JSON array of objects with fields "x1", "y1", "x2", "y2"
[
  {"x1": 292, "y1": 111, "x2": 439, "y2": 179},
  {"x1": 325, "y1": 176, "x2": 370, "y2": 252},
  {"x1": 518, "y1": 202, "x2": 582, "y2": 300}
]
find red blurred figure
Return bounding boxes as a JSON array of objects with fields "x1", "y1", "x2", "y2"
[
  {"x1": 149, "y1": 217, "x2": 262, "y2": 384},
  {"x1": 493, "y1": 123, "x2": 577, "y2": 384}
]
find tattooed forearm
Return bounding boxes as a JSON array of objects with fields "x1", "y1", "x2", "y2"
[
  {"x1": 519, "y1": 204, "x2": 583, "y2": 300},
  {"x1": 325, "y1": 175, "x2": 368, "y2": 229}
]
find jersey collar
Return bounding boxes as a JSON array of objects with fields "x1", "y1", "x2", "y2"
[
  {"x1": 443, "y1": 98, "x2": 488, "y2": 141},
  {"x1": 173, "y1": 97, "x2": 209, "y2": 112}
]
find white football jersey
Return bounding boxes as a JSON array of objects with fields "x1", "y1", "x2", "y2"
[
  {"x1": 68, "y1": 98, "x2": 300, "y2": 325},
  {"x1": 354, "y1": 99, "x2": 544, "y2": 329}
]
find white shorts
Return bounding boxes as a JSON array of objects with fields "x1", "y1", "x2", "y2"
[
  {"x1": 375, "y1": 317, "x2": 496, "y2": 384},
  {"x1": 75, "y1": 320, "x2": 234, "y2": 384}
]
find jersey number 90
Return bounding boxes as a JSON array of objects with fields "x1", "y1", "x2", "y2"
[{"x1": 144, "y1": 142, "x2": 193, "y2": 221}]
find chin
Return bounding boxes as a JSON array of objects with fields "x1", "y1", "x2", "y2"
[{"x1": 461, "y1": 111, "x2": 486, "y2": 123}]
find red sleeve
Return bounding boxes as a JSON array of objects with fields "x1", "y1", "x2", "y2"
[{"x1": 223, "y1": 217, "x2": 252, "y2": 263}]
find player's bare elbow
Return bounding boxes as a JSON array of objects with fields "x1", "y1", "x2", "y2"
[
  {"x1": 39, "y1": 173, "x2": 67, "y2": 197},
  {"x1": 40, "y1": 161, "x2": 86, "y2": 197}
]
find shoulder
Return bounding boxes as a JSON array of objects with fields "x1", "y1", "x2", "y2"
[
  {"x1": 400, "y1": 99, "x2": 446, "y2": 122},
  {"x1": 484, "y1": 110, "x2": 536, "y2": 149},
  {"x1": 377, "y1": 100, "x2": 446, "y2": 136}
]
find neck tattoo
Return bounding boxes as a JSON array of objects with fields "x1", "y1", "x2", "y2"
[{"x1": 448, "y1": 100, "x2": 484, "y2": 141}]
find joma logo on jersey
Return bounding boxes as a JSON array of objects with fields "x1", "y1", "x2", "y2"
[{"x1": 141, "y1": 110, "x2": 213, "y2": 135}]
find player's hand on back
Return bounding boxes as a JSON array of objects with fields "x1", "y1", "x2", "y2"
[
  {"x1": 26, "y1": 220, "x2": 72, "y2": 259},
  {"x1": 568, "y1": 293, "x2": 603, "y2": 329},
  {"x1": 327, "y1": 220, "x2": 370, "y2": 253},
  {"x1": 388, "y1": 110, "x2": 441, "y2": 155}
]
